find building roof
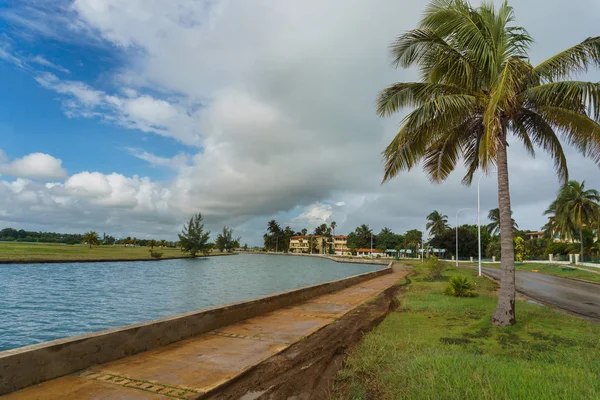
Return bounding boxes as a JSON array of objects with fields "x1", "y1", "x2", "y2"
[
  {"x1": 290, "y1": 236, "x2": 309, "y2": 240},
  {"x1": 333, "y1": 235, "x2": 348, "y2": 239},
  {"x1": 525, "y1": 231, "x2": 544, "y2": 235},
  {"x1": 357, "y1": 248, "x2": 384, "y2": 253}
]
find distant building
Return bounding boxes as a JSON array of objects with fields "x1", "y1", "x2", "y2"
[
  {"x1": 524, "y1": 231, "x2": 544, "y2": 241},
  {"x1": 288, "y1": 235, "x2": 351, "y2": 255},
  {"x1": 356, "y1": 248, "x2": 388, "y2": 257}
]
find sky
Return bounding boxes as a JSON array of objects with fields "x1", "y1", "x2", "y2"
[{"x1": 0, "y1": 0, "x2": 599, "y2": 246}]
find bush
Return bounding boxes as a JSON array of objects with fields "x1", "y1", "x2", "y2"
[
  {"x1": 444, "y1": 276, "x2": 476, "y2": 297},
  {"x1": 149, "y1": 250, "x2": 163, "y2": 259},
  {"x1": 425, "y1": 256, "x2": 447, "y2": 281}
]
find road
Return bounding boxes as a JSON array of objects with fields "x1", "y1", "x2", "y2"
[{"x1": 479, "y1": 267, "x2": 600, "y2": 322}]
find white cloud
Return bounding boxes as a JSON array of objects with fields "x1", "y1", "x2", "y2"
[
  {"x1": 0, "y1": 153, "x2": 67, "y2": 180},
  {"x1": 1, "y1": 0, "x2": 600, "y2": 244},
  {"x1": 126, "y1": 148, "x2": 191, "y2": 169},
  {"x1": 30, "y1": 55, "x2": 71, "y2": 74}
]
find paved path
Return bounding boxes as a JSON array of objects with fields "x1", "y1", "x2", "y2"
[
  {"x1": 3, "y1": 271, "x2": 407, "y2": 400},
  {"x1": 480, "y1": 267, "x2": 600, "y2": 322}
]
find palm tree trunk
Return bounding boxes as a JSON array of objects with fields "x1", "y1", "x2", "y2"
[{"x1": 492, "y1": 132, "x2": 516, "y2": 326}]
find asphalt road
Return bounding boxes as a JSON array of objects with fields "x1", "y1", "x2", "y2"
[{"x1": 479, "y1": 267, "x2": 600, "y2": 322}]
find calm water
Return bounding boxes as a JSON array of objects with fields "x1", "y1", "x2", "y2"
[{"x1": 0, "y1": 254, "x2": 381, "y2": 351}]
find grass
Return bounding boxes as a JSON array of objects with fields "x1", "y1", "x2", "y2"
[
  {"x1": 332, "y1": 264, "x2": 600, "y2": 400},
  {"x1": 0, "y1": 242, "x2": 229, "y2": 262}
]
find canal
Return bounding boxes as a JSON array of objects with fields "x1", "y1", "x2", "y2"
[{"x1": 0, "y1": 254, "x2": 383, "y2": 351}]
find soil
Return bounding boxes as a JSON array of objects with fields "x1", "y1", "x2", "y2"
[{"x1": 203, "y1": 284, "x2": 402, "y2": 400}]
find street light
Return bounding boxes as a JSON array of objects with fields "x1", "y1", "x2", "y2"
[
  {"x1": 477, "y1": 172, "x2": 497, "y2": 276},
  {"x1": 456, "y1": 208, "x2": 471, "y2": 267}
]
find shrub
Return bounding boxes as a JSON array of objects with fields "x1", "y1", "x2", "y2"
[
  {"x1": 444, "y1": 276, "x2": 476, "y2": 297},
  {"x1": 149, "y1": 249, "x2": 163, "y2": 259},
  {"x1": 425, "y1": 256, "x2": 447, "y2": 281}
]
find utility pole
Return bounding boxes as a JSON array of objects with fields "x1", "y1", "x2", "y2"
[
  {"x1": 456, "y1": 208, "x2": 471, "y2": 267},
  {"x1": 370, "y1": 233, "x2": 373, "y2": 259}
]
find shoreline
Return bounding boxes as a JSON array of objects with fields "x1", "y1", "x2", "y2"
[{"x1": 0, "y1": 252, "x2": 237, "y2": 265}]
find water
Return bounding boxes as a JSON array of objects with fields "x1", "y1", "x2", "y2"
[{"x1": 0, "y1": 254, "x2": 382, "y2": 351}]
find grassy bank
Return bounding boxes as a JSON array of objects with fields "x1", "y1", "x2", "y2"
[
  {"x1": 0, "y1": 242, "x2": 230, "y2": 262},
  {"x1": 333, "y1": 264, "x2": 600, "y2": 399}
]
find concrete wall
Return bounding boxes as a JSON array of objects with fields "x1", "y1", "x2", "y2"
[{"x1": 0, "y1": 267, "x2": 391, "y2": 396}]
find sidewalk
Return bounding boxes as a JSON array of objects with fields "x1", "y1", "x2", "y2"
[{"x1": 3, "y1": 271, "x2": 407, "y2": 400}]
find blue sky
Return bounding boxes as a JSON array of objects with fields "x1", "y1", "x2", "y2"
[{"x1": 0, "y1": 0, "x2": 599, "y2": 244}]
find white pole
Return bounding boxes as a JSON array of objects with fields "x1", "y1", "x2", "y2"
[
  {"x1": 370, "y1": 233, "x2": 373, "y2": 258},
  {"x1": 456, "y1": 208, "x2": 471, "y2": 267},
  {"x1": 477, "y1": 172, "x2": 496, "y2": 276},
  {"x1": 477, "y1": 174, "x2": 483, "y2": 276}
]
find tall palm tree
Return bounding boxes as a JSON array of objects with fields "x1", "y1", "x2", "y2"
[
  {"x1": 545, "y1": 180, "x2": 600, "y2": 258},
  {"x1": 377, "y1": 0, "x2": 600, "y2": 326},
  {"x1": 426, "y1": 210, "x2": 449, "y2": 237},
  {"x1": 331, "y1": 221, "x2": 337, "y2": 236},
  {"x1": 81, "y1": 231, "x2": 100, "y2": 249},
  {"x1": 486, "y1": 208, "x2": 518, "y2": 236}
]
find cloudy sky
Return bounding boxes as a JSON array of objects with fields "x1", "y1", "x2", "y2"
[{"x1": 1, "y1": 0, "x2": 599, "y2": 245}]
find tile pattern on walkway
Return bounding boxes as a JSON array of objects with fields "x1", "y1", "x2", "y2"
[{"x1": 3, "y1": 271, "x2": 406, "y2": 400}]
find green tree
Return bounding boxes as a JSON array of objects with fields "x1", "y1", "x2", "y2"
[
  {"x1": 487, "y1": 208, "x2": 518, "y2": 236},
  {"x1": 404, "y1": 229, "x2": 423, "y2": 256},
  {"x1": 147, "y1": 239, "x2": 157, "y2": 249},
  {"x1": 377, "y1": 0, "x2": 600, "y2": 325},
  {"x1": 81, "y1": 231, "x2": 100, "y2": 249},
  {"x1": 215, "y1": 226, "x2": 234, "y2": 252},
  {"x1": 178, "y1": 213, "x2": 211, "y2": 256},
  {"x1": 331, "y1": 221, "x2": 337, "y2": 236},
  {"x1": 301, "y1": 228, "x2": 308, "y2": 236},
  {"x1": 545, "y1": 180, "x2": 600, "y2": 258},
  {"x1": 426, "y1": 210, "x2": 449, "y2": 238}
]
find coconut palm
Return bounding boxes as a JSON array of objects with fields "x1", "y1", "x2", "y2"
[
  {"x1": 377, "y1": 0, "x2": 600, "y2": 326},
  {"x1": 81, "y1": 231, "x2": 100, "y2": 249},
  {"x1": 147, "y1": 239, "x2": 157, "y2": 249},
  {"x1": 426, "y1": 210, "x2": 449, "y2": 237},
  {"x1": 545, "y1": 181, "x2": 600, "y2": 258},
  {"x1": 331, "y1": 221, "x2": 337, "y2": 236},
  {"x1": 486, "y1": 208, "x2": 518, "y2": 236}
]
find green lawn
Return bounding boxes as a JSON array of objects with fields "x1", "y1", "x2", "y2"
[
  {"x1": 0, "y1": 242, "x2": 224, "y2": 262},
  {"x1": 333, "y1": 265, "x2": 600, "y2": 400}
]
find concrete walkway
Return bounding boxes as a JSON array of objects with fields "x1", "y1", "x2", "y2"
[{"x1": 3, "y1": 271, "x2": 407, "y2": 400}]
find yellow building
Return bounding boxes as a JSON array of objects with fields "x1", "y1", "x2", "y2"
[{"x1": 288, "y1": 235, "x2": 351, "y2": 255}]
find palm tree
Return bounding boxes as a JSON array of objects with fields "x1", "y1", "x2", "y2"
[
  {"x1": 331, "y1": 221, "x2": 337, "y2": 236},
  {"x1": 147, "y1": 239, "x2": 157, "y2": 249},
  {"x1": 426, "y1": 210, "x2": 449, "y2": 237},
  {"x1": 81, "y1": 231, "x2": 100, "y2": 249},
  {"x1": 377, "y1": 0, "x2": 600, "y2": 326},
  {"x1": 486, "y1": 208, "x2": 518, "y2": 236},
  {"x1": 545, "y1": 181, "x2": 600, "y2": 258}
]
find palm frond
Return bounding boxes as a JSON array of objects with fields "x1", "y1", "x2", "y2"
[{"x1": 533, "y1": 36, "x2": 600, "y2": 82}]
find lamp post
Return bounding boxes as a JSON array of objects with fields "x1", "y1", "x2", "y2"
[
  {"x1": 477, "y1": 172, "x2": 497, "y2": 276},
  {"x1": 370, "y1": 233, "x2": 373, "y2": 259},
  {"x1": 456, "y1": 208, "x2": 471, "y2": 267}
]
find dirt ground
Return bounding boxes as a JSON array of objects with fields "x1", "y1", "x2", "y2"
[{"x1": 204, "y1": 283, "x2": 402, "y2": 400}]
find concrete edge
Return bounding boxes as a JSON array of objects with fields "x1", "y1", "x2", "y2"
[
  {"x1": 198, "y1": 267, "x2": 405, "y2": 399},
  {"x1": 0, "y1": 266, "x2": 392, "y2": 396}
]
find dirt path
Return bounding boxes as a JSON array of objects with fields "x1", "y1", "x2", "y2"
[{"x1": 205, "y1": 283, "x2": 402, "y2": 400}]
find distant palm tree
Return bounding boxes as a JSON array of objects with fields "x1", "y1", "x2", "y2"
[
  {"x1": 376, "y1": 0, "x2": 600, "y2": 326},
  {"x1": 148, "y1": 239, "x2": 157, "y2": 249},
  {"x1": 331, "y1": 221, "x2": 337, "y2": 236},
  {"x1": 81, "y1": 231, "x2": 100, "y2": 249},
  {"x1": 426, "y1": 210, "x2": 449, "y2": 237},
  {"x1": 301, "y1": 228, "x2": 308, "y2": 236},
  {"x1": 545, "y1": 180, "x2": 600, "y2": 258},
  {"x1": 487, "y1": 208, "x2": 518, "y2": 236},
  {"x1": 159, "y1": 240, "x2": 167, "y2": 248}
]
